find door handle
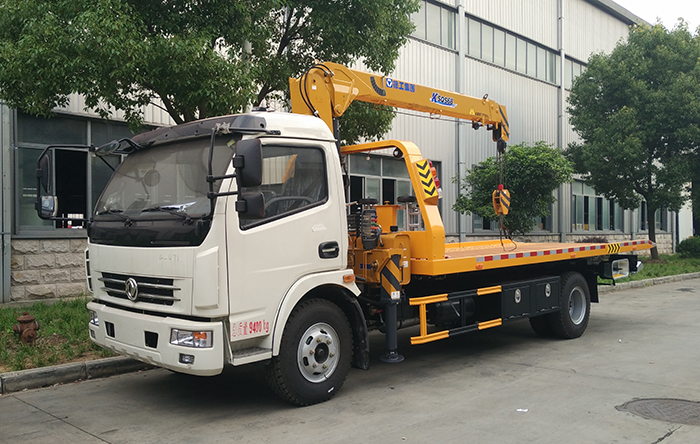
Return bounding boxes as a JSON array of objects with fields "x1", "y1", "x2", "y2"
[{"x1": 318, "y1": 241, "x2": 340, "y2": 259}]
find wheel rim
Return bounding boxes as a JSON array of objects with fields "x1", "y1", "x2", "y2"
[
  {"x1": 568, "y1": 285, "x2": 586, "y2": 325},
  {"x1": 297, "y1": 322, "x2": 340, "y2": 383}
]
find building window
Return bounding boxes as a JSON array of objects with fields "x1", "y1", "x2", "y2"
[
  {"x1": 465, "y1": 15, "x2": 565, "y2": 86},
  {"x1": 348, "y1": 154, "x2": 418, "y2": 230},
  {"x1": 14, "y1": 112, "x2": 136, "y2": 235},
  {"x1": 639, "y1": 203, "x2": 668, "y2": 232},
  {"x1": 412, "y1": 0, "x2": 456, "y2": 50},
  {"x1": 572, "y1": 181, "x2": 622, "y2": 232}
]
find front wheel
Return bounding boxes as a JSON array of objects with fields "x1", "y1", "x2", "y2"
[
  {"x1": 550, "y1": 272, "x2": 591, "y2": 339},
  {"x1": 265, "y1": 299, "x2": 352, "y2": 406}
]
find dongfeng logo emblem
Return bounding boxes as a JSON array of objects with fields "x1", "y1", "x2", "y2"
[{"x1": 125, "y1": 278, "x2": 139, "y2": 301}]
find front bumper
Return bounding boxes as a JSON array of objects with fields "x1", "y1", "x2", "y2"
[{"x1": 88, "y1": 301, "x2": 225, "y2": 376}]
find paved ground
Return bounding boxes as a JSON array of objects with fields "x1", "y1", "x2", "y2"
[{"x1": 1, "y1": 279, "x2": 700, "y2": 443}]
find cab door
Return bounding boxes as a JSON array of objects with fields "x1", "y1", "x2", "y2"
[{"x1": 225, "y1": 141, "x2": 345, "y2": 342}]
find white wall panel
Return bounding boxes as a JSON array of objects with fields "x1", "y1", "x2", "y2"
[
  {"x1": 55, "y1": 93, "x2": 174, "y2": 127},
  {"x1": 465, "y1": 0, "x2": 559, "y2": 49},
  {"x1": 565, "y1": 0, "x2": 629, "y2": 61}
]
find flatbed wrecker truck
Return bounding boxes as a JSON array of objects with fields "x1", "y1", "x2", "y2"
[{"x1": 35, "y1": 62, "x2": 652, "y2": 405}]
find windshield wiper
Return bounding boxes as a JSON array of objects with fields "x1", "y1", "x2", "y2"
[
  {"x1": 95, "y1": 209, "x2": 134, "y2": 226},
  {"x1": 141, "y1": 205, "x2": 195, "y2": 224}
]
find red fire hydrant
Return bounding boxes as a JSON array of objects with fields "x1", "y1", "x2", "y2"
[{"x1": 13, "y1": 312, "x2": 40, "y2": 345}]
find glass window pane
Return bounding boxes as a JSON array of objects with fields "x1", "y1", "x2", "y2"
[
  {"x1": 527, "y1": 42, "x2": 537, "y2": 76},
  {"x1": 547, "y1": 51, "x2": 556, "y2": 83},
  {"x1": 426, "y1": 2, "x2": 441, "y2": 44},
  {"x1": 565, "y1": 59, "x2": 573, "y2": 89},
  {"x1": 442, "y1": 8, "x2": 455, "y2": 49},
  {"x1": 469, "y1": 18, "x2": 481, "y2": 58},
  {"x1": 365, "y1": 177, "x2": 380, "y2": 201},
  {"x1": 382, "y1": 158, "x2": 410, "y2": 178},
  {"x1": 91, "y1": 121, "x2": 138, "y2": 146},
  {"x1": 555, "y1": 54, "x2": 561, "y2": 84},
  {"x1": 481, "y1": 24, "x2": 493, "y2": 63},
  {"x1": 505, "y1": 34, "x2": 516, "y2": 70},
  {"x1": 397, "y1": 180, "x2": 412, "y2": 197},
  {"x1": 576, "y1": 196, "x2": 584, "y2": 230},
  {"x1": 350, "y1": 154, "x2": 381, "y2": 175},
  {"x1": 537, "y1": 47, "x2": 546, "y2": 80},
  {"x1": 493, "y1": 29, "x2": 505, "y2": 66},
  {"x1": 17, "y1": 112, "x2": 87, "y2": 145},
  {"x1": 516, "y1": 38, "x2": 527, "y2": 72},
  {"x1": 411, "y1": 1, "x2": 425, "y2": 39}
]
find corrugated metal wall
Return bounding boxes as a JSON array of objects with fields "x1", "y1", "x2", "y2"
[
  {"x1": 465, "y1": 0, "x2": 559, "y2": 49},
  {"x1": 375, "y1": 0, "x2": 634, "y2": 236},
  {"x1": 57, "y1": 93, "x2": 175, "y2": 127},
  {"x1": 565, "y1": 0, "x2": 629, "y2": 61}
]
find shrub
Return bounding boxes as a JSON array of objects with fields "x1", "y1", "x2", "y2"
[{"x1": 677, "y1": 236, "x2": 700, "y2": 258}]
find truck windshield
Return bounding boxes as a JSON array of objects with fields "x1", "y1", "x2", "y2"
[{"x1": 95, "y1": 137, "x2": 234, "y2": 220}]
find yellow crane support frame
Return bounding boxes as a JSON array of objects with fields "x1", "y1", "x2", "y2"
[{"x1": 289, "y1": 62, "x2": 510, "y2": 143}]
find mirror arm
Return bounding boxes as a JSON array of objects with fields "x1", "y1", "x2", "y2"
[
  {"x1": 206, "y1": 173, "x2": 237, "y2": 183},
  {"x1": 207, "y1": 190, "x2": 240, "y2": 199}
]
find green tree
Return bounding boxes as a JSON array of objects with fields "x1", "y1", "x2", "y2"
[
  {"x1": 567, "y1": 24, "x2": 700, "y2": 259},
  {"x1": 454, "y1": 141, "x2": 574, "y2": 236},
  {"x1": 0, "y1": 0, "x2": 419, "y2": 143}
]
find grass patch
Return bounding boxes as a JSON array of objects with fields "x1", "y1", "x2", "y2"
[
  {"x1": 0, "y1": 297, "x2": 113, "y2": 373},
  {"x1": 599, "y1": 254, "x2": 700, "y2": 285}
]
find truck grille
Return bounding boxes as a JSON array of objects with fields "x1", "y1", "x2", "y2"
[{"x1": 99, "y1": 272, "x2": 181, "y2": 306}]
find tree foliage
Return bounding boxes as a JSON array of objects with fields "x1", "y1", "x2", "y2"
[
  {"x1": 0, "y1": 0, "x2": 419, "y2": 143},
  {"x1": 454, "y1": 142, "x2": 574, "y2": 236},
  {"x1": 566, "y1": 23, "x2": 700, "y2": 258}
]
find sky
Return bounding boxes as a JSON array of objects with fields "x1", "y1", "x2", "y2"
[{"x1": 612, "y1": 0, "x2": 700, "y2": 33}]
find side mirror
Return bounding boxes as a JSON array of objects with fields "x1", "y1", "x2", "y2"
[
  {"x1": 38, "y1": 153, "x2": 52, "y2": 193},
  {"x1": 233, "y1": 139, "x2": 263, "y2": 188},
  {"x1": 235, "y1": 192, "x2": 265, "y2": 219},
  {"x1": 37, "y1": 195, "x2": 59, "y2": 219}
]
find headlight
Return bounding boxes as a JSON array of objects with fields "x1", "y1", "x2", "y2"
[
  {"x1": 170, "y1": 329, "x2": 213, "y2": 348},
  {"x1": 89, "y1": 310, "x2": 99, "y2": 326}
]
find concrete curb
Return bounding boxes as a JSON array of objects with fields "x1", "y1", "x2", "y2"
[
  {"x1": 598, "y1": 271, "x2": 700, "y2": 294},
  {"x1": 0, "y1": 357, "x2": 153, "y2": 395},
  {"x1": 2, "y1": 273, "x2": 699, "y2": 395}
]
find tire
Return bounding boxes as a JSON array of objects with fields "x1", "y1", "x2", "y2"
[
  {"x1": 550, "y1": 272, "x2": 591, "y2": 339},
  {"x1": 529, "y1": 314, "x2": 554, "y2": 337},
  {"x1": 265, "y1": 299, "x2": 352, "y2": 406}
]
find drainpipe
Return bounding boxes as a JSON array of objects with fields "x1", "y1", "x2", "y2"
[
  {"x1": 1, "y1": 104, "x2": 12, "y2": 303},
  {"x1": 456, "y1": 0, "x2": 468, "y2": 242},
  {"x1": 557, "y1": 0, "x2": 567, "y2": 243}
]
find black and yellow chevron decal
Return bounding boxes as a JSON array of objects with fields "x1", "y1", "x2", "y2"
[
  {"x1": 380, "y1": 254, "x2": 402, "y2": 302},
  {"x1": 414, "y1": 159, "x2": 437, "y2": 199},
  {"x1": 607, "y1": 243, "x2": 621, "y2": 254}
]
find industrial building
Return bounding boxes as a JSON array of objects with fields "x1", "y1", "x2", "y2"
[{"x1": 0, "y1": 0, "x2": 689, "y2": 302}]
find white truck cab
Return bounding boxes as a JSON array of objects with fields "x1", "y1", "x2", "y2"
[{"x1": 85, "y1": 112, "x2": 364, "y2": 394}]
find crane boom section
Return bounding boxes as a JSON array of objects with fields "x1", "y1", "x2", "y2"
[{"x1": 290, "y1": 62, "x2": 509, "y2": 142}]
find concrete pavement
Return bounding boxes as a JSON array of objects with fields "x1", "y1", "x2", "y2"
[{"x1": 1, "y1": 277, "x2": 700, "y2": 443}]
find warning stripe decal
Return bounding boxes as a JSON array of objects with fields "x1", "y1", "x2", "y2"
[
  {"x1": 381, "y1": 255, "x2": 402, "y2": 300},
  {"x1": 475, "y1": 240, "x2": 655, "y2": 263},
  {"x1": 414, "y1": 160, "x2": 437, "y2": 199}
]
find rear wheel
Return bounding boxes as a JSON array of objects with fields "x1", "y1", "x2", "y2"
[
  {"x1": 550, "y1": 272, "x2": 591, "y2": 339},
  {"x1": 266, "y1": 299, "x2": 352, "y2": 406}
]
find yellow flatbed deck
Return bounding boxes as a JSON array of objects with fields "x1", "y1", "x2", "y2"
[{"x1": 410, "y1": 239, "x2": 654, "y2": 276}]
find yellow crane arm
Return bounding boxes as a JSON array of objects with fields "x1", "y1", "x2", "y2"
[{"x1": 289, "y1": 62, "x2": 509, "y2": 143}]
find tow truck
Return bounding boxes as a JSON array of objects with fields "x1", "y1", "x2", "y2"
[{"x1": 35, "y1": 62, "x2": 652, "y2": 405}]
